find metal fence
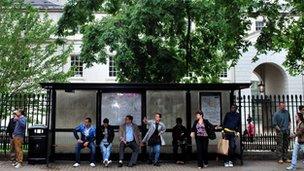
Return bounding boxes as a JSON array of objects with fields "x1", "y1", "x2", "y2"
[
  {"x1": 0, "y1": 93, "x2": 302, "y2": 158},
  {"x1": 238, "y1": 95, "x2": 303, "y2": 151},
  {"x1": 0, "y1": 93, "x2": 50, "y2": 156}
]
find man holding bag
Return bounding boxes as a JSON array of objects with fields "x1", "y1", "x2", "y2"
[{"x1": 222, "y1": 104, "x2": 241, "y2": 167}]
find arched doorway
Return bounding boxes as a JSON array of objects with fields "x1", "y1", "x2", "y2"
[{"x1": 251, "y1": 62, "x2": 288, "y2": 96}]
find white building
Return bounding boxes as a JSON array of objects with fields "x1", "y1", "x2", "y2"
[{"x1": 28, "y1": 0, "x2": 304, "y2": 96}]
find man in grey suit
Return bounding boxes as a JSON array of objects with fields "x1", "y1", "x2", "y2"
[{"x1": 118, "y1": 115, "x2": 141, "y2": 167}]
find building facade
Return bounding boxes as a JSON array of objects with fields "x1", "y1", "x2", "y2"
[{"x1": 28, "y1": 0, "x2": 304, "y2": 96}]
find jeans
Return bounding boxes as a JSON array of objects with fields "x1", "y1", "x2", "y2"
[
  {"x1": 224, "y1": 132, "x2": 236, "y2": 163},
  {"x1": 149, "y1": 144, "x2": 161, "y2": 163},
  {"x1": 196, "y1": 137, "x2": 209, "y2": 167},
  {"x1": 100, "y1": 142, "x2": 112, "y2": 161},
  {"x1": 290, "y1": 141, "x2": 304, "y2": 168},
  {"x1": 75, "y1": 142, "x2": 96, "y2": 163}
]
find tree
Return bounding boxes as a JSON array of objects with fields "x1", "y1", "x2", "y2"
[
  {"x1": 57, "y1": 0, "x2": 283, "y2": 83},
  {"x1": 253, "y1": 0, "x2": 304, "y2": 76},
  {"x1": 0, "y1": 0, "x2": 72, "y2": 93}
]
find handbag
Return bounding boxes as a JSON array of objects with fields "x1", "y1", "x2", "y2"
[{"x1": 217, "y1": 138, "x2": 229, "y2": 155}]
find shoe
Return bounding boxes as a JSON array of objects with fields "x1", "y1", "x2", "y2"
[
  {"x1": 14, "y1": 163, "x2": 21, "y2": 169},
  {"x1": 286, "y1": 166, "x2": 296, "y2": 170},
  {"x1": 180, "y1": 161, "x2": 185, "y2": 164},
  {"x1": 118, "y1": 161, "x2": 123, "y2": 167},
  {"x1": 285, "y1": 159, "x2": 292, "y2": 163},
  {"x1": 224, "y1": 162, "x2": 229, "y2": 167},
  {"x1": 73, "y1": 163, "x2": 80, "y2": 167},
  {"x1": 204, "y1": 164, "x2": 208, "y2": 168},
  {"x1": 198, "y1": 167, "x2": 202, "y2": 169},
  {"x1": 153, "y1": 162, "x2": 160, "y2": 167},
  {"x1": 148, "y1": 160, "x2": 153, "y2": 164},
  {"x1": 12, "y1": 162, "x2": 17, "y2": 166},
  {"x1": 90, "y1": 163, "x2": 95, "y2": 167},
  {"x1": 228, "y1": 161, "x2": 234, "y2": 167},
  {"x1": 278, "y1": 159, "x2": 284, "y2": 164},
  {"x1": 103, "y1": 160, "x2": 106, "y2": 164},
  {"x1": 128, "y1": 163, "x2": 134, "y2": 167}
]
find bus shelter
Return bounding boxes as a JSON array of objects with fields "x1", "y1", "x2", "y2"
[{"x1": 40, "y1": 83, "x2": 250, "y2": 164}]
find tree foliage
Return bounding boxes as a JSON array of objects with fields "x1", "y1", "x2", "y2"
[
  {"x1": 0, "y1": 0, "x2": 72, "y2": 93},
  {"x1": 253, "y1": 0, "x2": 304, "y2": 75},
  {"x1": 58, "y1": 0, "x2": 304, "y2": 82}
]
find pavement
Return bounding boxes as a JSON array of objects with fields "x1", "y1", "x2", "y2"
[{"x1": 0, "y1": 160, "x2": 303, "y2": 171}]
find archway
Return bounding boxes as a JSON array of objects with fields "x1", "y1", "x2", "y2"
[{"x1": 252, "y1": 62, "x2": 288, "y2": 96}]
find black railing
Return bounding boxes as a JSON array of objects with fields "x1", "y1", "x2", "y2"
[
  {"x1": 0, "y1": 93, "x2": 302, "y2": 158},
  {"x1": 0, "y1": 93, "x2": 50, "y2": 156},
  {"x1": 238, "y1": 94, "x2": 303, "y2": 151}
]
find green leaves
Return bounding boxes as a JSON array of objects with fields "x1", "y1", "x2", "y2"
[
  {"x1": 0, "y1": 0, "x2": 72, "y2": 93},
  {"x1": 59, "y1": 0, "x2": 304, "y2": 82}
]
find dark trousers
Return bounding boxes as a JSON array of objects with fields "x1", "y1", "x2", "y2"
[
  {"x1": 119, "y1": 141, "x2": 139, "y2": 165},
  {"x1": 172, "y1": 141, "x2": 186, "y2": 162},
  {"x1": 196, "y1": 136, "x2": 209, "y2": 167},
  {"x1": 75, "y1": 142, "x2": 96, "y2": 163},
  {"x1": 276, "y1": 131, "x2": 290, "y2": 160},
  {"x1": 224, "y1": 132, "x2": 236, "y2": 163}
]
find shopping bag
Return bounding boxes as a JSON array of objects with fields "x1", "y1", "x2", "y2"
[{"x1": 217, "y1": 138, "x2": 229, "y2": 155}]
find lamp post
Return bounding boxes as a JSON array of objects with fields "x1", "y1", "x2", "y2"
[{"x1": 258, "y1": 81, "x2": 265, "y2": 95}]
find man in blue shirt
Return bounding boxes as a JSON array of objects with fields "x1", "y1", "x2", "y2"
[
  {"x1": 222, "y1": 104, "x2": 241, "y2": 167},
  {"x1": 273, "y1": 102, "x2": 291, "y2": 164},
  {"x1": 72, "y1": 117, "x2": 96, "y2": 167},
  {"x1": 118, "y1": 115, "x2": 141, "y2": 167},
  {"x1": 12, "y1": 109, "x2": 26, "y2": 169}
]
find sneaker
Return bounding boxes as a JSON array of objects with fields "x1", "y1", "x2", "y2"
[
  {"x1": 286, "y1": 166, "x2": 296, "y2": 170},
  {"x1": 12, "y1": 162, "x2": 17, "y2": 166},
  {"x1": 118, "y1": 160, "x2": 123, "y2": 167},
  {"x1": 103, "y1": 160, "x2": 106, "y2": 164},
  {"x1": 108, "y1": 160, "x2": 112, "y2": 165},
  {"x1": 198, "y1": 167, "x2": 202, "y2": 169},
  {"x1": 14, "y1": 163, "x2": 21, "y2": 169},
  {"x1": 90, "y1": 163, "x2": 96, "y2": 167},
  {"x1": 224, "y1": 162, "x2": 229, "y2": 167},
  {"x1": 203, "y1": 164, "x2": 208, "y2": 168},
  {"x1": 278, "y1": 159, "x2": 284, "y2": 164},
  {"x1": 73, "y1": 163, "x2": 80, "y2": 167},
  {"x1": 228, "y1": 161, "x2": 234, "y2": 167},
  {"x1": 153, "y1": 162, "x2": 160, "y2": 167}
]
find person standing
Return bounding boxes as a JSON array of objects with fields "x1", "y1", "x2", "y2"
[
  {"x1": 118, "y1": 115, "x2": 141, "y2": 167},
  {"x1": 99, "y1": 118, "x2": 114, "y2": 167},
  {"x1": 12, "y1": 109, "x2": 27, "y2": 169},
  {"x1": 7, "y1": 111, "x2": 17, "y2": 165},
  {"x1": 222, "y1": 104, "x2": 241, "y2": 167},
  {"x1": 286, "y1": 112, "x2": 304, "y2": 170},
  {"x1": 247, "y1": 117, "x2": 255, "y2": 142},
  {"x1": 273, "y1": 102, "x2": 291, "y2": 164},
  {"x1": 172, "y1": 117, "x2": 187, "y2": 164},
  {"x1": 190, "y1": 111, "x2": 215, "y2": 169},
  {"x1": 73, "y1": 117, "x2": 96, "y2": 167},
  {"x1": 142, "y1": 113, "x2": 166, "y2": 167}
]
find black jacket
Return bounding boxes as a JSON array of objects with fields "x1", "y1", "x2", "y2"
[
  {"x1": 6, "y1": 118, "x2": 16, "y2": 139},
  {"x1": 191, "y1": 119, "x2": 215, "y2": 138},
  {"x1": 99, "y1": 125, "x2": 115, "y2": 143},
  {"x1": 172, "y1": 124, "x2": 188, "y2": 143}
]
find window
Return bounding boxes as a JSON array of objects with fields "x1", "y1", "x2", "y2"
[
  {"x1": 255, "y1": 21, "x2": 265, "y2": 31},
  {"x1": 71, "y1": 55, "x2": 83, "y2": 77},
  {"x1": 109, "y1": 56, "x2": 117, "y2": 77},
  {"x1": 219, "y1": 69, "x2": 228, "y2": 78}
]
